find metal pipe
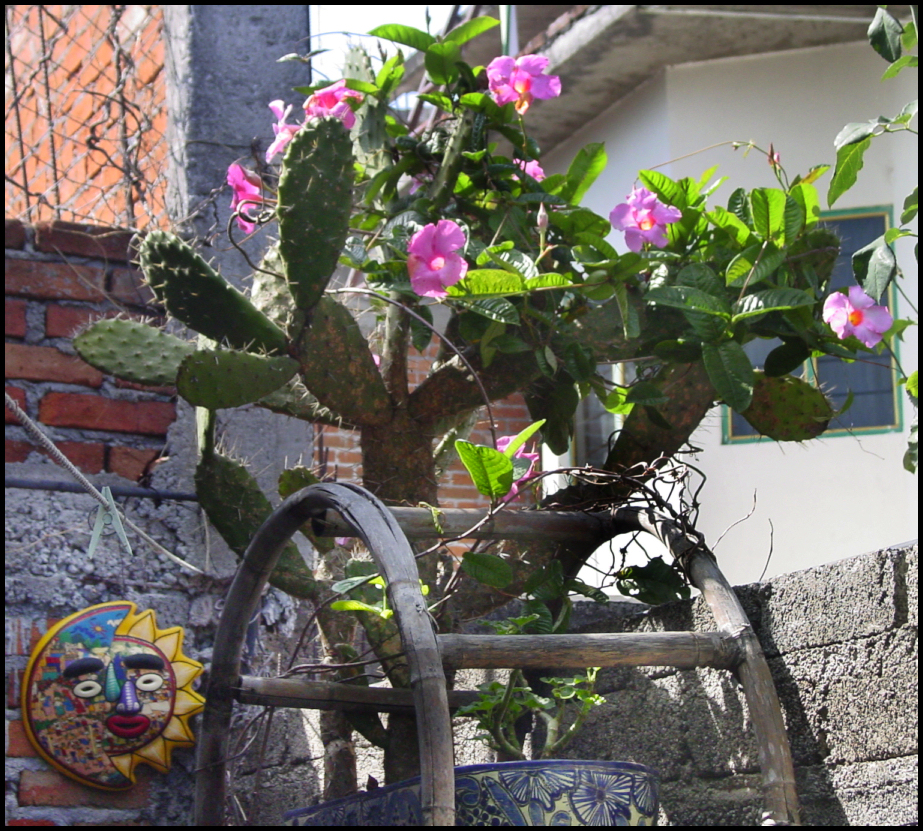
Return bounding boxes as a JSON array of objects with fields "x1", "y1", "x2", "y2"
[{"x1": 4, "y1": 477, "x2": 198, "y2": 501}]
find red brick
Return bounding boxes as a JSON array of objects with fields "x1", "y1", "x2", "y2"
[
  {"x1": 6, "y1": 385, "x2": 27, "y2": 423},
  {"x1": 4, "y1": 439, "x2": 105, "y2": 473},
  {"x1": 109, "y1": 446, "x2": 160, "y2": 480},
  {"x1": 34, "y1": 220, "x2": 134, "y2": 262},
  {"x1": 6, "y1": 218, "x2": 26, "y2": 249},
  {"x1": 19, "y1": 768, "x2": 150, "y2": 808},
  {"x1": 6, "y1": 719, "x2": 36, "y2": 757},
  {"x1": 6, "y1": 298, "x2": 28, "y2": 337},
  {"x1": 5, "y1": 258, "x2": 106, "y2": 301},
  {"x1": 39, "y1": 393, "x2": 176, "y2": 436},
  {"x1": 45, "y1": 305, "x2": 108, "y2": 338},
  {"x1": 110, "y1": 266, "x2": 156, "y2": 306},
  {"x1": 6, "y1": 439, "x2": 30, "y2": 463},
  {"x1": 5, "y1": 343, "x2": 104, "y2": 387}
]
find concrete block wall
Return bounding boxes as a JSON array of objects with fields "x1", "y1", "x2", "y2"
[{"x1": 560, "y1": 541, "x2": 919, "y2": 826}]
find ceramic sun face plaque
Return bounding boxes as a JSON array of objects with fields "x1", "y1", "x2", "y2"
[{"x1": 21, "y1": 600, "x2": 205, "y2": 790}]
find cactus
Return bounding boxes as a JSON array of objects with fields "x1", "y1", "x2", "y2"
[
  {"x1": 277, "y1": 119, "x2": 355, "y2": 312},
  {"x1": 294, "y1": 296, "x2": 390, "y2": 425},
  {"x1": 258, "y1": 379, "x2": 343, "y2": 425},
  {"x1": 140, "y1": 230, "x2": 288, "y2": 354},
  {"x1": 741, "y1": 371, "x2": 834, "y2": 441},
  {"x1": 175, "y1": 349, "x2": 298, "y2": 410},
  {"x1": 75, "y1": 319, "x2": 195, "y2": 386},
  {"x1": 195, "y1": 452, "x2": 318, "y2": 599},
  {"x1": 249, "y1": 244, "x2": 295, "y2": 329}
]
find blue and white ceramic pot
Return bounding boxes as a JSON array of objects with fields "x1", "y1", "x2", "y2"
[{"x1": 284, "y1": 759, "x2": 659, "y2": 826}]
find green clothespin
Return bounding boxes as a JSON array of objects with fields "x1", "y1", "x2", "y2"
[{"x1": 87, "y1": 487, "x2": 133, "y2": 558}]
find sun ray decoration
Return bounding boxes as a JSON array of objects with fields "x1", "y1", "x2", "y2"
[{"x1": 22, "y1": 601, "x2": 205, "y2": 790}]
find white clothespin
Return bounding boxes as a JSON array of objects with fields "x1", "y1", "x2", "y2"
[{"x1": 87, "y1": 486, "x2": 133, "y2": 558}]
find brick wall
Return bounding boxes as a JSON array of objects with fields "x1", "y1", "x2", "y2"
[{"x1": 5, "y1": 219, "x2": 176, "y2": 481}]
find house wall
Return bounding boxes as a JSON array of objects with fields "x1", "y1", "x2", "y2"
[{"x1": 542, "y1": 40, "x2": 918, "y2": 587}]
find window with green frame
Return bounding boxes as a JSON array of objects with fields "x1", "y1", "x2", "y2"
[{"x1": 725, "y1": 208, "x2": 902, "y2": 442}]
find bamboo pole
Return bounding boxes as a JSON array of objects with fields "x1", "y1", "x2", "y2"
[
  {"x1": 316, "y1": 506, "x2": 614, "y2": 542},
  {"x1": 195, "y1": 483, "x2": 455, "y2": 826},
  {"x1": 236, "y1": 676, "x2": 479, "y2": 713},
  {"x1": 612, "y1": 507, "x2": 801, "y2": 826},
  {"x1": 438, "y1": 631, "x2": 738, "y2": 670}
]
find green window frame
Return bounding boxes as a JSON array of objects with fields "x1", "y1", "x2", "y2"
[{"x1": 724, "y1": 207, "x2": 902, "y2": 443}]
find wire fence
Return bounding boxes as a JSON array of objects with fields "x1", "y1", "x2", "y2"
[{"x1": 5, "y1": 5, "x2": 169, "y2": 231}]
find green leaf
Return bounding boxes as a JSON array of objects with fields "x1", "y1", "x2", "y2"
[
  {"x1": 330, "y1": 599, "x2": 386, "y2": 615},
  {"x1": 646, "y1": 286, "x2": 731, "y2": 317},
  {"x1": 725, "y1": 243, "x2": 786, "y2": 288},
  {"x1": 834, "y1": 121, "x2": 879, "y2": 150},
  {"x1": 907, "y1": 370, "x2": 919, "y2": 400},
  {"x1": 852, "y1": 235, "x2": 897, "y2": 300},
  {"x1": 342, "y1": 78, "x2": 379, "y2": 95},
  {"x1": 625, "y1": 381, "x2": 669, "y2": 406},
  {"x1": 368, "y1": 23, "x2": 435, "y2": 52},
  {"x1": 868, "y1": 7, "x2": 905, "y2": 62},
  {"x1": 750, "y1": 188, "x2": 787, "y2": 242},
  {"x1": 461, "y1": 551, "x2": 513, "y2": 589},
  {"x1": 731, "y1": 288, "x2": 815, "y2": 323},
  {"x1": 602, "y1": 386, "x2": 635, "y2": 415},
  {"x1": 331, "y1": 573, "x2": 381, "y2": 595},
  {"x1": 526, "y1": 273, "x2": 574, "y2": 290},
  {"x1": 612, "y1": 282, "x2": 640, "y2": 339},
  {"x1": 500, "y1": 420, "x2": 546, "y2": 458},
  {"x1": 638, "y1": 170, "x2": 684, "y2": 208},
  {"x1": 708, "y1": 206, "x2": 753, "y2": 246},
  {"x1": 455, "y1": 297, "x2": 520, "y2": 324},
  {"x1": 455, "y1": 440, "x2": 514, "y2": 498},
  {"x1": 828, "y1": 136, "x2": 871, "y2": 207},
  {"x1": 882, "y1": 54, "x2": 919, "y2": 79},
  {"x1": 764, "y1": 339, "x2": 811, "y2": 377},
  {"x1": 901, "y1": 187, "x2": 918, "y2": 224},
  {"x1": 560, "y1": 143, "x2": 607, "y2": 205},
  {"x1": 904, "y1": 410, "x2": 918, "y2": 473},
  {"x1": 789, "y1": 182, "x2": 821, "y2": 231},
  {"x1": 424, "y1": 41, "x2": 462, "y2": 85},
  {"x1": 449, "y1": 270, "x2": 526, "y2": 296},
  {"x1": 702, "y1": 341, "x2": 754, "y2": 411},
  {"x1": 443, "y1": 16, "x2": 499, "y2": 45}
]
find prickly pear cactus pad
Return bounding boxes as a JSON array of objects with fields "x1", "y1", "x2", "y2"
[
  {"x1": 139, "y1": 231, "x2": 289, "y2": 354},
  {"x1": 277, "y1": 118, "x2": 355, "y2": 311},
  {"x1": 21, "y1": 601, "x2": 204, "y2": 790},
  {"x1": 75, "y1": 319, "x2": 196, "y2": 386},
  {"x1": 741, "y1": 371, "x2": 835, "y2": 441},
  {"x1": 176, "y1": 349, "x2": 299, "y2": 410}
]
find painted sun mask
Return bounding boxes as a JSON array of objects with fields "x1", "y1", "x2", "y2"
[{"x1": 22, "y1": 601, "x2": 205, "y2": 790}]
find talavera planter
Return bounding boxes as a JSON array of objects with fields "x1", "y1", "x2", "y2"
[{"x1": 283, "y1": 759, "x2": 660, "y2": 826}]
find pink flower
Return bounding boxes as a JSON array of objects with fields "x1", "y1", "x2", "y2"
[
  {"x1": 609, "y1": 186, "x2": 683, "y2": 252},
  {"x1": 407, "y1": 220, "x2": 468, "y2": 298},
  {"x1": 486, "y1": 55, "x2": 561, "y2": 115},
  {"x1": 266, "y1": 100, "x2": 301, "y2": 162},
  {"x1": 227, "y1": 163, "x2": 264, "y2": 234},
  {"x1": 303, "y1": 80, "x2": 363, "y2": 129},
  {"x1": 496, "y1": 435, "x2": 540, "y2": 501},
  {"x1": 514, "y1": 159, "x2": 545, "y2": 181},
  {"x1": 822, "y1": 286, "x2": 893, "y2": 348}
]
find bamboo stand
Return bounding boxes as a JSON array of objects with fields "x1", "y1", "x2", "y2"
[{"x1": 195, "y1": 483, "x2": 800, "y2": 826}]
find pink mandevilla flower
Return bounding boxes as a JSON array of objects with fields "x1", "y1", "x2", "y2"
[
  {"x1": 514, "y1": 158, "x2": 546, "y2": 181},
  {"x1": 407, "y1": 220, "x2": 468, "y2": 298},
  {"x1": 609, "y1": 186, "x2": 683, "y2": 252},
  {"x1": 227, "y1": 163, "x2": 264, "y2": 234},
  {"x1": 303, "y1": 80, "x2": 363, "y2": 129},
  {"x1": 496, "y1": 436, "x2": 540, "y2": 502},
  {"x1": 822, "y1": 286, "x2": 893, "y2": 348},
  {"x1": 486, "y1": 55, "x2": 561, "y2": 115},
  {"x1": 266, "y1": 100, "x2": 301, "y2": 162}
]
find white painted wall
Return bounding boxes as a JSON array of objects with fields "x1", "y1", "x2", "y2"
[{"x1": 542, "y1": 41, "x2": 918, "y2": 587}]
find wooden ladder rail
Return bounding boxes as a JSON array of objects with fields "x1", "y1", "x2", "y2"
[{"x1": 195, "y1": 487, "x2": 801, "y2": 826}]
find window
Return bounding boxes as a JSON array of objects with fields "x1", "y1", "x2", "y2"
[{"x1": 725, "y1": 209, "x2": 901, "y2": 442}]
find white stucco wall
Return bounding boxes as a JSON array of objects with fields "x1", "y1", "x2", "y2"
[{"x1": 542, "y1": 41, "x2": 918, "y2": 587}]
